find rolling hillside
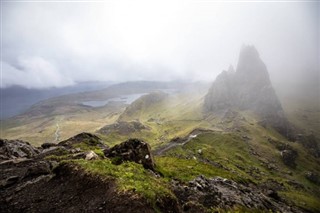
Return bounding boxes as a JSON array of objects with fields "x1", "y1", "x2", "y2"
[{"x1": 1, "y1": 78, "x2": 319, "y2": 212}]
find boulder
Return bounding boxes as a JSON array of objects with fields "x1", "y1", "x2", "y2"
[
  {"x1": 0, "y1": 139, "x2": 40, "y2": 161},
  {"x1": 104, "y1": 139, "x2": 155, "y2": 170},
  {"x1": 37, "y1": 146, "x2": 69, "y2": 159},
  {"x1": 280, "y1": 149, "x2": 298, "y2": 168},
  {"x1": 305, "y1": 171, "x2": 319, "y2": 184},
  {"x1": 41, "y1": 142, "x2": 57, "y2": 149},
  {"x1": 73, "y1": 151, "x2": 99, "y2": 160},
  {"x1": 0, "y1": 159, "x2": 51, "y2": 190}
]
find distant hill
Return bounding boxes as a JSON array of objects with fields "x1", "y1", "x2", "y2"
[
  {"x1": 1, "y1": 76, "x2": 319, "y2": 212},
  {"x1": 118, "y1": 91, "x2": 168, "y2": 121},
  {"x1": 0, "y1": 81, "x2": 113, "y2": 119}
]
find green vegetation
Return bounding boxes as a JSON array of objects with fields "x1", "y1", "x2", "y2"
[
  {"x1": 157, "y1": 130, "x2": 320, "y2": 212},
  {"x1": 72, "y1": 159, "x2": 175, "y2": 207},
  {"x1": 93, "y1": 148, "x2": 104, "y2": 158},
  {"x1": 156, "y1": 156, "x2": 234, "y2": 182},
  {"x1": 209, "y1": 206, "x2": 272, "y2": 213},
  {"x1": 98, "y1": 92, "x2": 211, "y2": 148},
  {"x1": 71, "y1": 140, "x2": 101, "y2": 151},
  {"x1": 45, "y1": 154, "x2": 73, "y2": 161},
  {"x1": 163, "y1": 132, "x2": 258, "y2": 182},
  {"x1": 280, "y1": 191, "x2": 320, "y2": 212},
  {"x1": 1, "y1": 104, "x2": 121, "y2": 146},
  {"x1": 2, "y1": 86, "x2": 320, "y2": 212}
]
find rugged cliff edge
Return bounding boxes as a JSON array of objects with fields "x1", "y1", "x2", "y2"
[
  {"x1": 204, "y1": 45, "x2": 292, "y2": 139},
  {"x1": 1, "y1": 133, "x2": 314, "y2": 213}
]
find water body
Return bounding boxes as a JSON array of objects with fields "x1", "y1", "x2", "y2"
[{"x1": 82, "y1": 93, "x2": 147, "y2": 107}]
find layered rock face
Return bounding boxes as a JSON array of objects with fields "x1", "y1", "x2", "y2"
[
  {"x1": 172, "y1": 175, "x2": 295, "y2": 212},
  {"x1": 204, "y1": 45, "x2": 290, "y2": 138},
  {"x1": 0, "y1": 136, "x2": 162, "y2": 212}
]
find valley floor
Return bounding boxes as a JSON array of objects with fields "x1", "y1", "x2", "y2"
[{"x1": 1, "y1": 86, "x2": 319, "y2": 212}]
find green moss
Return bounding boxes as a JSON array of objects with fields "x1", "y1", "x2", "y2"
[
  {"x1": 161, "y1": 132, "x2": 257, "y2": 182},
  {"x1": 210, "y1": 206, "x2": 273, "y2": 213},
  {"x1": 72, "y1": 141, "x2": 102, "y2": 152},
  {"x1": 156, "y1": 156, "x2": 237, "y2": 182},
  {"x1": 280, "y1": 191, "x2": 320, "y2": 212},
  {"x1": 45, "y1": 154, "x2": 72, "y2": 161},
  {"x1": 93, "y1": 148, "x2": 104, "y2": 158},
  {"x1": 73, "y1": 159, "x2": 175, "y2": 207}
]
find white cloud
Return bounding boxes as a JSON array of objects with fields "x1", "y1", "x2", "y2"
[
  {"x1": 2, "y1": 57, "x2": 74, "y2": 88},
  {"x1": 1, "y1": 0, "x2": 319, "y2": 88}
]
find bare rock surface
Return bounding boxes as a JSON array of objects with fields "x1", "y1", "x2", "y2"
[
  {"x1": 104, "y1": 138, "x2": 155, "y2": 170},
  {"x1": 204, "y1": 45, "x2": 293, "y2": 139},
  {"x1": 0, "y1": 139, "x2": 40, "y2": 160},
  {"x1": 172, "y1": 175, "x2": 303, "y2": 213}
]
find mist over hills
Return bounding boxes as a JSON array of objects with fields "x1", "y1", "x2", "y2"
[
  {"x1": 1, "y1": 45, "x2": 319, "y2": 212},
  {"x1": 0, "y1": 81, "x2": 114, "y2": 119},
  {"x1": 1, "y1": 1, "x2": 319, "y2": 212},
  {"x1": 204, "y1": 45, "x2": 292, "y2": 139}
]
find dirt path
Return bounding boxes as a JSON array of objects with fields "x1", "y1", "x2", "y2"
[
  {"x1": 53, "y1": 118, "x2": 63, "y2": 143},
  {"x1": 154, "y1": 134, "x2": 198, "y2": 156},
  {"x1": 154, "y1": 128, "x2": 222, "y2": 156}
]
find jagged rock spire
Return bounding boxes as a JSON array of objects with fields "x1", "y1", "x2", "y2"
[{"x1": 204, "y1": 46, "x2": 292, "y2": 139}]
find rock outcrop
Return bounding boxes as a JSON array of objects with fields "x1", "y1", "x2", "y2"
[
  {"x1": 204, "y1": 45, "x2": 292, "y2": 139},
  {"x1": 58, "y1": 132, "x2": 108, "y2": 149},
  {"x1": 0, "y1": 139, "x2": 40, "y2": 160},
  {"x1": 0, "y1": 134, "x2": 313, "y2": 212},
  {"x1": 0, "y1": 163, "x2": 164, "y2": 213},
  {"x1": 104, "y1": 138, "x2": 155, "y2": 170},
  {"x1": 172, "y1": 175, "x2": 301, "y2": 212},
  {"x1": 280, "y1": 149, "x2": 298, "y2": 168},
  {"x1": 266, "y1": 138, "x2": 299, "y2": 168},
  {"x1": 305, "y1": 171, "x2": 320, "y2": 185},
  {"x1": 98, "y1": 121, "x2": 150, "y2": 136},
  {"x1": 297, "y1": 134, "x2": 320, "y2": 158},
  {"x1": 0, "y1": 136, "x2": 164, "y2": 213}
]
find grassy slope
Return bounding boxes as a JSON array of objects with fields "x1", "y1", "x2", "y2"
[
  {"x1": 93, "y1": 91, "x2": 320, "y2": 211},
  {"x1": 159, "y1": 131, "x2": 320, "y2": 212},
  {"x1": 98, "y1": 93, "x2": 212, "y2": 148},
  {"x1": 59, "y1": 126, "x2": 320, "y2": 212},
  {"x1": 1, "y1": 87, "x2": 319, "y2": 211},
  {"x1": 1, "y1": 104, "x2": 123, "y2": 146},
  {"x1": 278, "y1": 90, "x2": 320, "y2": 138}
]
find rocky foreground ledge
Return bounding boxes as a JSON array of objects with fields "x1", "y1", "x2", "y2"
[{"x1": 0, "y1": 133, "x2": 306, "y2": 213}]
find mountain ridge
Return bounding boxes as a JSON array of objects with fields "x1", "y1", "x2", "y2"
[{"x1": 204, "y1": 45, "x2": 292, "y2": 139}]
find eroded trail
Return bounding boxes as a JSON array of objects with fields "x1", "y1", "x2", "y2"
[
  {"x1": 154, "y1": 128, "x2": 223, "y2": 156},
  {"x1": 53, "y1": 118, "x2": 63, "y2": 143},
  {"x1": 154, "y1": 134, "x2": 197, "y2": 156}
]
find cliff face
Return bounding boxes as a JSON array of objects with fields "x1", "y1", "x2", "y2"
[{"x1": 204, "y1": 45, "x2": 290, "y2": 138}]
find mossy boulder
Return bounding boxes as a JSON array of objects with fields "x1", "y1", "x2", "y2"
[{"x1": 104, "y1": 139, "x2": 155, "y2": 170}]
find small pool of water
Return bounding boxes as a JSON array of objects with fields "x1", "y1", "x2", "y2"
[{"x1": 81, "y1": 93, "x2": 147, "y2": 107}]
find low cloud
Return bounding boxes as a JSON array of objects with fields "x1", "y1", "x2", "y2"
[
  {"x1": 2, "y1": 57, "x2": 74, "y2": 88},
  {"x1": 1, "y1": 1, "x2": 319, "y2": 88}
]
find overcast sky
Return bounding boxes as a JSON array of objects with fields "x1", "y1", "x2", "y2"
[{"x1": 1, "y1": 0, "x2": 319, "y2": 89}]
